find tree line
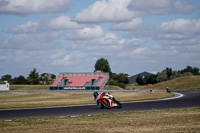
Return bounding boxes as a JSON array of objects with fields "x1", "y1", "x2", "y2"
[
  {"x1": 1, "y1": 68, "x2": 56, "y2": 85},
  {"x1": 94, "y1": 58, "x2": 200, "y2": 88},
  {"x1": 136, "y1": 66, "x2": 200, "y2": 85}
]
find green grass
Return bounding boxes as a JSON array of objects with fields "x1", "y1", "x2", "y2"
[
  {"x1": 0, "y1": 107, "x2": 199, "y2": 133},
  {"x1": 0, "y1": 92, "x2": 173, "y2": 109}
]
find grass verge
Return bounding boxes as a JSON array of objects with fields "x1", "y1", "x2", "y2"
[
  {"x1": 0, "y1": 92, "x2": 173, "y2": 109},
  {"x1": 10, "y1": 85, "x2": 50, "y2": 90},
  {"x1": 0, "y1": 107, "x2": 199, "y2": 133}
]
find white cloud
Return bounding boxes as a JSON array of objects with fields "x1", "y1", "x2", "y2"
[
  {"x1": 1, "y1": 32, "x2": 63, "y2": 51},
  {"x1": 156, "y1": 19, "x2": 200, "y2": 42},
  {"x1": 0, "y1": 0, "x2": 71, "y2": 15},
  {"x1": 47, "y1": 16, "x2": 83, "y2": 30},
  {"x1": 172, "y1": 0, "x2": 198, "y2": 14},
  {"x1": 160, "y1": 19, "x2": 200, "y2": 34},
  {"x1": 66, "y1": 25, "x2": 104, "y2": 40},
  {"x1": 73, "y1": 0, "x2": 140, "y2": 23},
  {"x1": 68, "y1": 33, "x2": 145, "y2": 59},
  {"x1": 99, "y1": 33, "x2": 118, "y2": 45},
  {"x1": 128, "y1": 0, "x2": 198, "y2": 15},
  {"x1": 117, "y1": 47, "x2": 146, "y2": 58},
  {"x1": 51, "y1": 54, "x2": 73, "y2": 67},
  {"x1": 10, "y1": 21, "x2": 38, "y2": 33},
  {"x1": 112, "y1": 18, "x2": 143, "y2": 30},
  {"x1": 10, "y1": 16, "x2": 84, "y2": 34},
  {"x1": 1, "y1": 0, "x2": 199, "y2": 77},
  {"x1": 118, "y1": 37, "x2": 145, "y2": 47}
]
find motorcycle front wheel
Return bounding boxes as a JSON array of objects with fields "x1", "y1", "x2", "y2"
[{"x1": 115, "y1": 100, "x2": 122, "y2": 108}]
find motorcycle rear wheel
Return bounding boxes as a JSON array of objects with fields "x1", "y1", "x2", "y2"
[{"x1": 101, "y1": 99, "x2": 111, "y2": 109}]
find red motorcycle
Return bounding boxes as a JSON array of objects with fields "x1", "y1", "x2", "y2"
[{"x1": 93, "y1": 92, "x2": 122, "y2": 109}]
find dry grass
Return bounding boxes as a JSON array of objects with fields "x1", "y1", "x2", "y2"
[
  {"x1": 148, "y1": 75, "x2": 200, "y2": 90},
  {"x1": 104, "y1": 85, "x2": 123, "y2": 90},
  {"x1": 0, "y1": 92, "x2": 173, "y2": 109},
  {"x1": 126, "y1": 75, "x2": 200, "y2": 91},
  {"x1": 0, "y1": 92, "x2": 92, "y2": 109},
  {"x1": 10, "y1": 85, "x2": 50, "y2": 90},
  {"x1": 113, "y1": 92, "x2": 172, "y2": 102},
  {"x1": 126, "y1": 84, "x2": 146, "y2": 90},
  {"x1": 0, "y1": 107, "x2": 199, "y2": 133}
]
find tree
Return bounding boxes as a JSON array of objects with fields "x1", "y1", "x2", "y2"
[
  {"x1": 136, "y1": 75, "x2": 146, "y2": 85},
  {"x1": 112, "y1": 73, "x2": 129, "y2": 84},
  {"x1": 27, "y1": 68, "x2": 39, "y2": 85},
  {"x1": 156, "y1": 70, "x2": 168, "y2": 82},
  {"x1": 12, "y1": 75, "x2": 27, "y2": 84},
  {"x1": 94, "y1": 58, "x2": 112, "y2": 78},
  {"x1": 145, "y1": 75, "x2": 157, "y2": 84},
  {"x1": 193, "y1": 67, "x2": 199, "y2": 75},
  {"x1": 180, "y1": 66, "x2": 199, "y2": 75},
  {"x1": 1, "y1": 74, "x2": 12, "y2": 83},
  {"x1": 40, "y1": 73, "x2": 56, "y2": 85},
  {"x1": 108, "y1": 79, "x2": 126, "y2": 89},
  {"x1": 166, "y1": 67, "x2": 172, "y2": 79}
]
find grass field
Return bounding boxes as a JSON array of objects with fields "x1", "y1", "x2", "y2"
[
  {"x1": 10, "y1": 85, "x2": 50, "y2": 90},
  {"x1": 1, "y1": 107, "x2": 199, "y2": 133},
  {"x1": 0, "y1": 92, "x2": 173, "y2": 109},
  {"x1": 126, "y1": 75, "x2": 200, "y2": 91},
  {"x1": 147, "y1": 75, "x2": 200, "y2": 90},
  {"x1": 126, "y1": 84, "x2": 146, "y2": 90}
]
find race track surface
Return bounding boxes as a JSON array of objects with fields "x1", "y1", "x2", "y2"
[{"x1": 0, "y1": 91, "x2": 200, "y2": 120}]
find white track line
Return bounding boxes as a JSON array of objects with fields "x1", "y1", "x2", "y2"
[{"x1": 122, "y1": 92, "x2": 184, "y2": 104}]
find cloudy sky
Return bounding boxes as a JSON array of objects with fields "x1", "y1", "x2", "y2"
[{"x1": 0, "y1": 0, "x2": 200, "y2": 77}]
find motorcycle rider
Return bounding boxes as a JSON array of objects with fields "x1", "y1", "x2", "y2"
[
  {"x1": 93, "y1": 91, "x2": 122, "y2": 109},
  {"x1": 166, "y1": 87, "x2": 171, "y2": 93},
  {"x1": 93, "y1": 92, "x2": 112, "y2": 105}
]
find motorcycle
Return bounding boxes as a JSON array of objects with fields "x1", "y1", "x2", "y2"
[{"x1": 93, "y1": 92, "x2": 122, "y2": 109}]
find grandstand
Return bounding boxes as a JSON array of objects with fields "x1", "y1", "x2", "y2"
[{"x1": 50, "y1": 72, "x2": 109, "y2": 90}]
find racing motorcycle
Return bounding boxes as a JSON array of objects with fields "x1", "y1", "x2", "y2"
[{"x1": 93, "y1": 92, "x2": 122, "y2": 109}]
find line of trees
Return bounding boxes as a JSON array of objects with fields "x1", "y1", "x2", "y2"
[
  {"x1": 1, "y1": 68, "x2": 56, "y2": 85},
  {"x1": 94, "y1": 58, "x2": 200, "y2": 88},
  {"x1": 136, "y1": 66, "x2": 200, "y2": 85}
]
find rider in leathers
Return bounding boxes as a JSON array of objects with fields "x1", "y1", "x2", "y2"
[{"x1": 93, "y1": 92, "x2": 113, "y2": 105}]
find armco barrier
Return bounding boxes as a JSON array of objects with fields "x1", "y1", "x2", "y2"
[{"x1": 50, "y1": 86, "x2": 64, "y2": 90}]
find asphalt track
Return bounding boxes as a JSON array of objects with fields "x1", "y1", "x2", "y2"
[{"x1": 0, "y1": 91, "x2": 200, "y2": 120}]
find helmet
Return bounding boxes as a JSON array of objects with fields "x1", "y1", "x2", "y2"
[{"x1": 93, "y1": 92, "x2": 99, "y2": 98}]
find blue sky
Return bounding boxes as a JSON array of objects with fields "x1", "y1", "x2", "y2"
[{"x1": 0, "y1": 0, "x2": 200, "y2": 78}]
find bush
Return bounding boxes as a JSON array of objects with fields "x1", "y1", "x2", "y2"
[{"x1": 108, "y1": 79, "x2": 126, "y2": 89}]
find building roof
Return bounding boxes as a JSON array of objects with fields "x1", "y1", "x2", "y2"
[{"x1": 128, "y1": 71, "x2": 157, "y2": 84}]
